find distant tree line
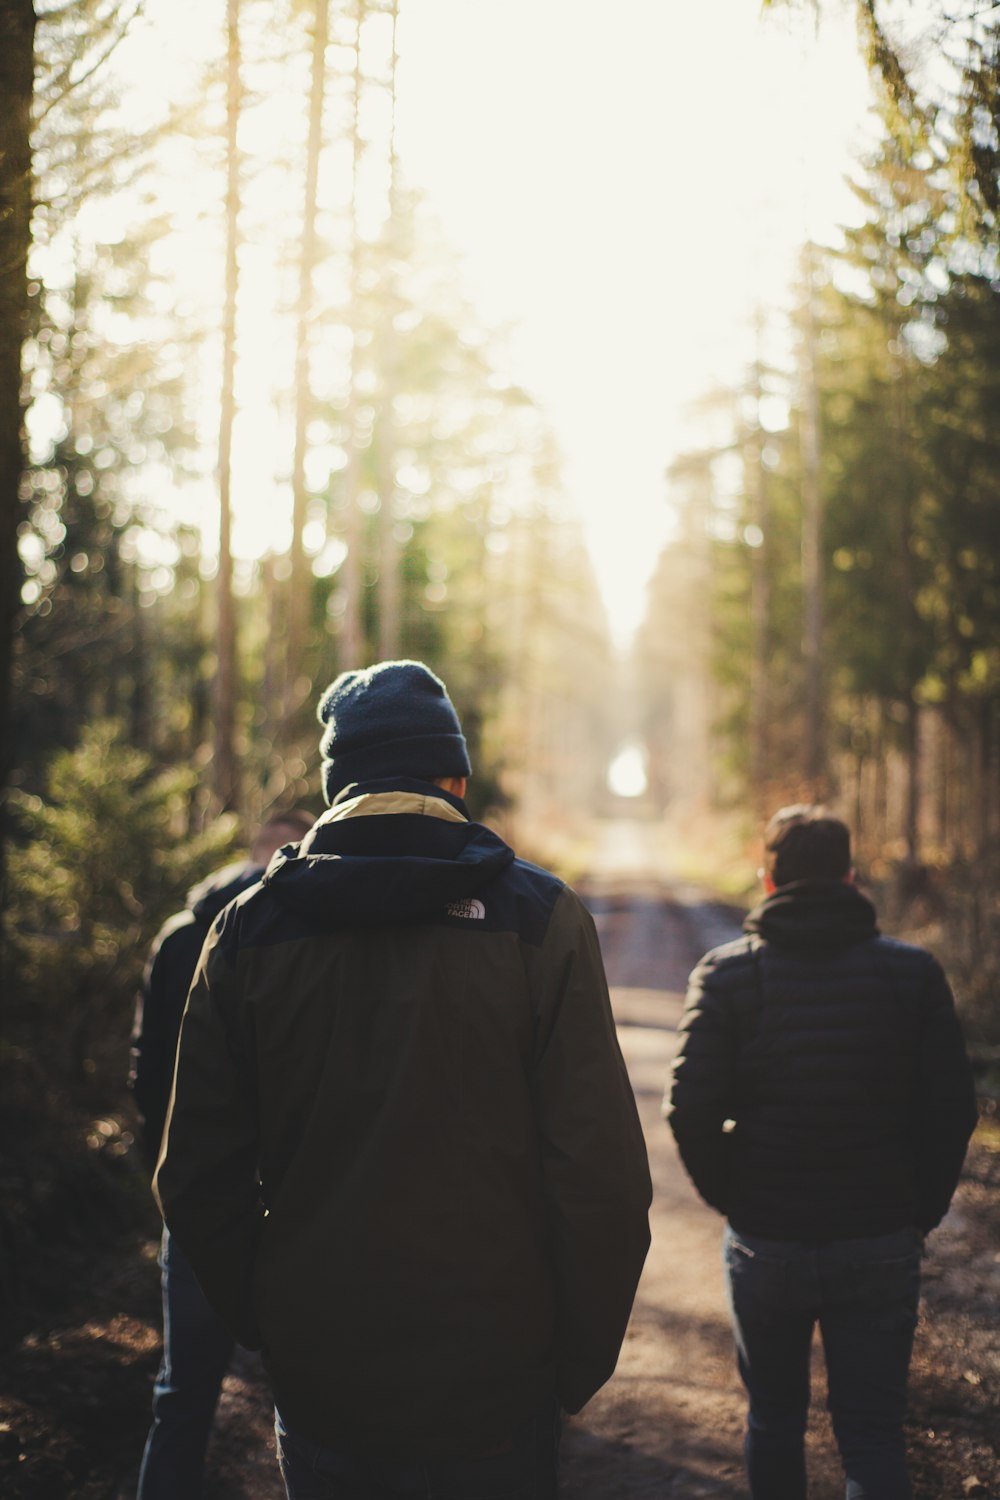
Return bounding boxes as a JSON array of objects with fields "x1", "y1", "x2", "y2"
[{"x1": 637, "y1": 1, "x2": 1000, "y2": 1040}]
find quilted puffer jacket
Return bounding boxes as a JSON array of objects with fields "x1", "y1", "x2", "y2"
[{"x1": 666, "y1": 880, "x2": 977, "y2": 1241}]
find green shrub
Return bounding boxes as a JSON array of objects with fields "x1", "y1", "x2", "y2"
[{"x1": 6, "y1": 719, "x2": 239, "y2": 1110}]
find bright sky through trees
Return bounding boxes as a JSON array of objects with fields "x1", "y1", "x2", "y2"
[
  {"x1": 111, "y1": 0, "x2": 877, "y2": 643},
  {"x1": 391, "y1": 0, "x2": 876, "y2": 640}
]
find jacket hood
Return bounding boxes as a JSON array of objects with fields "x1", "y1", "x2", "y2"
[
  {"x1": 262, "y1": 783, "x2": 515, "y2": 924},
  {"x1": 188, "y1": 860, "x2": 265, "y2": 922},
  {"x1": 744, "y1": 879, "x2": 879, "y2": 950}
]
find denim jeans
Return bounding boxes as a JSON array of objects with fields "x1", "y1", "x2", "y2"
[
  {"x1": 723, "y1": 1224, "x2": 921, "y2": 1500},
  {"x1": 136, "y1": 1228, "x2": 235, "y2": 1500},
  {"x1": 274, "y1": 1400, "x2": 561, "y2": 1500}
]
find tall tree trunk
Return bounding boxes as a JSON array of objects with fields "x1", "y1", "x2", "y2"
[
  {"x1": 873, "y1": 707, "x2": 888, "y2": 847},
  {"x1": 377, "y1": 0, "x2": 401, "y2": 662},
  {"x1": 129, "y1": 562, "x2": 151, "y2": 750},
  {"x1": 214, "y1": 0, "x2": 242, "y2": 811},
  {"x1": 891, "y1": 339, "x2": 920, "y2": 867},
  {"x1": 746, "y1": 313, "x2": 769, "y2": 818},
  {"x1": 902, "y1": 697, "x2": 920, "y2": 867},
  {"x1": 0, "y1": 1, "x2": 37, "y2": 968},
  {"x1": 261, "y1": 550, "x2": 284, "y2": 754},
  {"x1": 988, "y1": 700, "x2": 1000, "y2": 858},
  {"x1": 799, "y1": 244, "x2": 825, "y2": 798},
  {"x1": 287, "y1": 0, "x2": 329, "y2": 704},
  {"x1": 339, "y1": 0, "x2": 366, "y2": 670},
  {"x1": 974, "y1": 701, "x2": 991, "y2": 864}
]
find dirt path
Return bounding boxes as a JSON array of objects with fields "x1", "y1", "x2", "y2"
[
  {"x1": 2, "y1": 819, "x2": 997, "y2": 1498},
  {"x1": 561, "y1": 821, "x2": 802, "y2": 1494}
]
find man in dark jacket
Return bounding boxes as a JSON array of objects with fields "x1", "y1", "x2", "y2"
[
  {"x1": 666, "y1": 805, "x2": 977, "y2": 1500},
  {"x1": 131, "y1": 809, "x2": 315, "y2": 1500},
  {"x1": 155, "y1": 660, "x2": 651, "y2": 1500}
]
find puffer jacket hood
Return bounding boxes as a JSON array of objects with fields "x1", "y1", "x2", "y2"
[
  {"x1": 262, "y1": 780, "x2": 514, "y2": 924},
  {"x1": 188, "y1": 860, "x2": 265, "y2": 922},
  {"x1": 744, "y1": 878, "x2": 879, "y2": 950}
]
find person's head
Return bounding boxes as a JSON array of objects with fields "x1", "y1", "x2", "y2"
[
  {"x1": 251, "y1": 808, "x2": 316, "y2": 866},
  {"x1": 761, "y1": 804, "x2": 852, "y2": 892},
  {"x1": 316, "y1": 660, "x2": 472, "y2": 806}
]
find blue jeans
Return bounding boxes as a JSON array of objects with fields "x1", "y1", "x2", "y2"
[
  {"x1": 275, "y1": 1400, "x2": 561, "y2": 1500},
  {"x1": 723, "y1": 1224, "x2": 921, "y2": 1500},
  {"x1": 136, "y1": 1228, "x2": 235, "y2": 1500}
]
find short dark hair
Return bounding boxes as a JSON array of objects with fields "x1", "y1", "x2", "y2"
[{"x1": 763, "y1": 805, "x2": 851, "y2": 887}]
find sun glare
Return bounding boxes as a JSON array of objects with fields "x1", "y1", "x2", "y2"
[{"x1": 608, "y1": 742, "x2": 649, "y2": 800}]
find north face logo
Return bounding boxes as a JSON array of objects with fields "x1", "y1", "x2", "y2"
[{"x1": 446, "y1": 898, "x2": 486, "y2": 920}]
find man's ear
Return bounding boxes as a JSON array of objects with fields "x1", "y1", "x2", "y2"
[{"x1": 437, "y1": 776, "x2": 467, "y2": 799}]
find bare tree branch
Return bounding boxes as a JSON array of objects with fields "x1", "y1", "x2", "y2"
[{"x1": 35, "y1": 1, "x2": 143, "y2": 123}]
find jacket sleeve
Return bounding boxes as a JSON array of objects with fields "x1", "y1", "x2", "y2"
[
  {"x1": 153, "y1": 911, "x2": 264, "y2": 1349},
  {"x1": 129, "y1": 916, "x2": 206, "y2": 1170},
  {"x1": 912, "y1": 956, "x2": 978, "y2": 1232},
  {"x1": 664, "y1": 950, "x2": 737, "y2": 1217},
  {"x1": 529, "y1": 887, "x2": 652, "y2": 1415}
]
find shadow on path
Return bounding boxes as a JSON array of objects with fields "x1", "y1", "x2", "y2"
[{"x1": 561, "y1": 1420, "x2": 743, "y2": 1500}]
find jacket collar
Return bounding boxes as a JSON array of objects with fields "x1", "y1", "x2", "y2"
[
  {"x1": 744, "y1": 879, "x2": 879, "y2": 950},
  {"x1": 262, "y1": 780, "x2": 512, "y2": 923},
  {"x1": 322, "y1": 789, "x2": 468, "y2": 827},
  {"x1": 329, "y1": 775, "x2": 469, "y2": 821}
]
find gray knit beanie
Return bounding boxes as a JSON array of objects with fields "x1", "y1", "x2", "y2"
[{"x1": 317, "y1": 660, "x2": 472, "y2": 804}]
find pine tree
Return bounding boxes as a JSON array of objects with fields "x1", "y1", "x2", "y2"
[{"x1": 8, "y1": 720, "x2": 237, "y2": 1094}]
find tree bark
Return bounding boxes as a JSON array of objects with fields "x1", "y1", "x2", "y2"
[
  {"x1": 902, "y1": 696, "x2": 920, "y2": 867},
  {"x1": 214, "y1": 0, "x2": 241, "y2": 811},
  {"x1": 799, "y1": 244, "x2": 825, "y2": 798},
  {"x1": 0, "y1": 0, "x2": 37, "y2": 966},
  {"x1": 377, "y1": 0, "x2": 400, "y2": 661},
  {"x1": 746, "y1": 313, "x2": 769, "y2": 818},
  {"x1": 339, "y1": 0, "x2": 366, "y2": 671},
  {"x1": 890, "y1": 332, "x2": 921, "y2": 867},
  {"x1": 287, "y1": 0, "x2": 329, "y2": 701}
]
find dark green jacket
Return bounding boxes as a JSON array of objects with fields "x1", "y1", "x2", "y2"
[{"x1": 155, "y1": 782, "x2": 651, "y2": 1458}]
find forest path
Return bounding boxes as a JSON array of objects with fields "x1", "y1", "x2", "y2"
[{"x1": 562, "y1": 816, "x2": 751, "y2": 1496}]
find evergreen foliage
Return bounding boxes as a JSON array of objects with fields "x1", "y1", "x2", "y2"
[
  {"x1": 8, "y1": 720, "x2": 238, "y2": 1106},
  {"x1": 639, "y1": 11, "x2": 1000, "y2": 1036}
]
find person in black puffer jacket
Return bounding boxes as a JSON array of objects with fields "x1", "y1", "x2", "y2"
[{"x1": 665, "y1": 805, "x2": 977, "y2": 1500}]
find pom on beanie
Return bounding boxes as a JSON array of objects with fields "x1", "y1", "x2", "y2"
[{"x1": 317, "y1": 660, "x2": 472, "y2": 804}]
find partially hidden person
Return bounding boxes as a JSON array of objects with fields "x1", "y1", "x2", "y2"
[
  {"x1": 665, "y1": 804, "x2": 977, "y2": 1500},
  {"x1": 154, "y1": 659, "x2": 652, "y2": 1500},
  {"x1": 130, "y1": 807, "x2": 315, "y2": 1500}
]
